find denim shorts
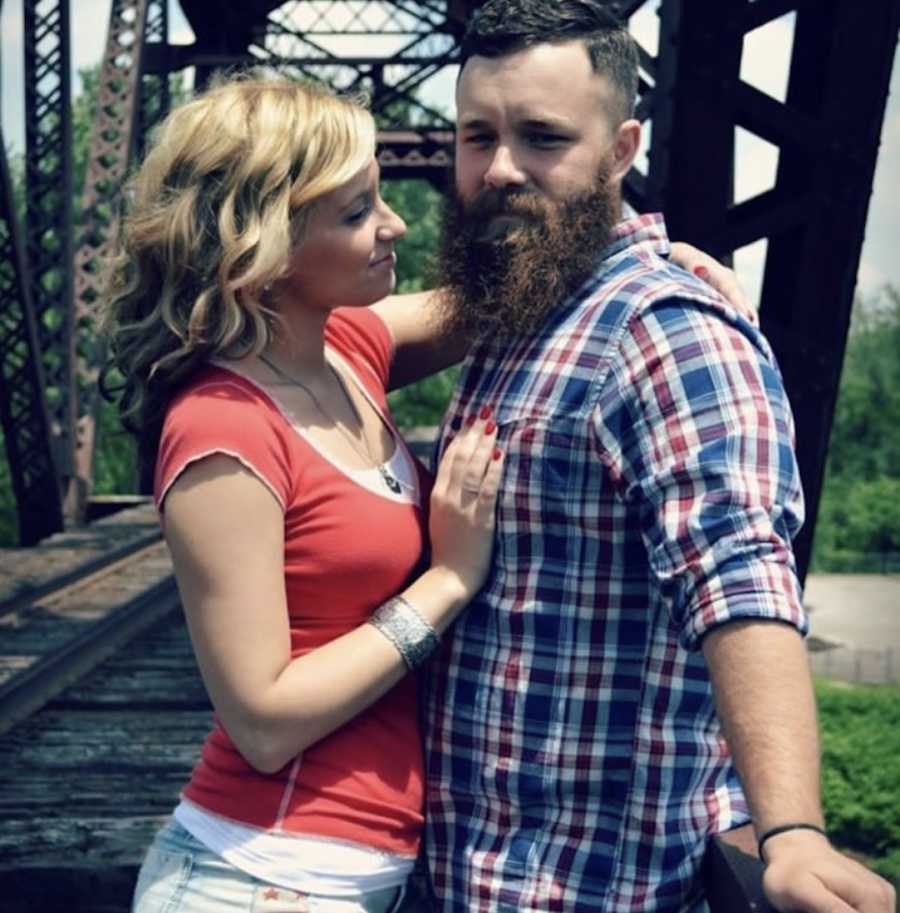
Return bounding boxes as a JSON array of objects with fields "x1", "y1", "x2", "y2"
[{"x1": 132, "y1": 818, "x2": 409, "y2": 913}]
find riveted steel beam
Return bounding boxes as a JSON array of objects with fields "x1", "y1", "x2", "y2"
[
  {"x1": 68, "y1": 0, "x2": 150, "y2": 523},
  {"x1": 638, "y1": 0, "x2": 898, "y2": 580},
  {"x1": 135, "y1": 0, "x2": 170, "y2": 160},
  {"x1": 22, "y1": 0, "x2": 75, "y2": 489},
  {"x1": 758, "y1": 1, "x2": 900, "y2": 577},
  {"x1": 0, "y1": 133, "x2": 65, "y2": 545}
]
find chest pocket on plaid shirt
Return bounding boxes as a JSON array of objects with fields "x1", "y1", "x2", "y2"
[
  {"x1": 487, "y1": 410, "x2": 602, "y2": 736},
  {"x1": 494, "y1": 406, "x2": 602, "y2": 562}
]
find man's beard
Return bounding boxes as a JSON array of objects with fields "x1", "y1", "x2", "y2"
[{"x1": 437, "y1": 168, "x2": 620, "y2": 342}]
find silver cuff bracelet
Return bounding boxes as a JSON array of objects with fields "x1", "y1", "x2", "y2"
[{"x1": 370, "y1": 595, "x2": 440, "y2": 671}]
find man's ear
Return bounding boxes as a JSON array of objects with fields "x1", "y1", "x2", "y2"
[{"x1": 610, "y1": 118, "x2": 641, "y2": 183}]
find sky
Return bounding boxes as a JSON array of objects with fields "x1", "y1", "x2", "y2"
[{"x1": 2, "y1": 0, "x2": 898, "y2": 308}]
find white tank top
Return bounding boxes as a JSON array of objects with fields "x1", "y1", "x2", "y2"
[{"x1": 174, "y1": 798, "x2": 414, "y2": 895}]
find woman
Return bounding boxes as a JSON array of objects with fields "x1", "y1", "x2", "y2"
[
  {"x1": 103, "y1": 74, "x2": 749, "y2": 913},
  {"x1": 104, "y1": 75, "x2": 501, "y2": 913}
]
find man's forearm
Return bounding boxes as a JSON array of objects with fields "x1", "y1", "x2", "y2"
[{"x1": 702, "y1": 618, "x2": 824, "y2": 835}]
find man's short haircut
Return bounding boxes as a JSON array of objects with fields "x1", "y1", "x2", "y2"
[{"x1": 460, "y1": 0, "x2": 640, "y2": 123}]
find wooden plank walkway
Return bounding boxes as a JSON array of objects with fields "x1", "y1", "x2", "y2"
[
  {"x1": 0, "y1": 501, "x2": 162, "y2": 614},
  {"x1": 0, "y1": 611, "x2": 208, "y2": 912},
  {"x1": 0, "y1": 503, "x2": 179, "y2": 738},
  {"x1": 0, "y1": 502, "x2": 201, "y2": 912}
]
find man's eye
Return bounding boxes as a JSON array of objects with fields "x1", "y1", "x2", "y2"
[
  {"x1": 464, "y1": 134, "x2": 493, "y2": 147},
  {"x1": 528, "y1": 133, "x2": 566, "y2": 147}
]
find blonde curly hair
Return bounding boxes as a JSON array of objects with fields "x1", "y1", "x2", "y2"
[{"x1": 100, "y1": 73, "x2": 376, "y2": 480}]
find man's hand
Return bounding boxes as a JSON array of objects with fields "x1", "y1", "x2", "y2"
[
  {"x1": 763, "y1": 828, "x2": 896, "y2": 913},
  {"x1": 702, "y1": 621, "x2": 894, "y2": 913},
  {"x1": 669, "y1": 241, "x2": 759, "y2": 327}
]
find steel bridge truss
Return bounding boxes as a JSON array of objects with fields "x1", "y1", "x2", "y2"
[
  {"x1": 150, "y1": 0, "x2": 481, "y2": 181},
  {"x1": 253, "y1": 0, "x2": 467, "y2": 181},
  {"x1": 0, "y1": 0, "x2": 169, "y2": 540},
  {"x1": 631, "y1": 0, "x2": 900, "y2": 574},
  {"x1": 0, "y1": 0, "x2": 70, "y2": 544},
  {"x1": 0, "y1": 0, "x2": 897, "y2": 580}
]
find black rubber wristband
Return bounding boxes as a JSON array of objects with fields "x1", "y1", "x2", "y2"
[{"x1": 757, "y1": 823, "x2": 828, "y2": 862}]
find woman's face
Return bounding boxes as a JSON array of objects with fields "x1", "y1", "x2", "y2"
[{"x1": 281, "y1": 158, "x2": 407, "y2": 311}]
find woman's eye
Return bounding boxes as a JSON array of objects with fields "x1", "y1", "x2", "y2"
[{"x1": 346, "y1": 205, "x2": 370, "y2": 224}]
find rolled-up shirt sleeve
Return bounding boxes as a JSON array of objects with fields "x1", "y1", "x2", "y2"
[{"x1": 592, "y1": 299, "x2": 807, "y2": 650}]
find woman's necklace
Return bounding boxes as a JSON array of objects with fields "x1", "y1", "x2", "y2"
[{"x1": 258, "y1": 352, "x2": 404, "y2": 495}]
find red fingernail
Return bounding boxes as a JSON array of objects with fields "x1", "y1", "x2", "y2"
[
  {"x1": 693, "y1": 265, "x2": 710, "y2": 279},
  {"x1": 479, "y1": 406, "x2": 492, "y2": 420},
  {"x1": 485, "y1": 420, "x2": 497, "y2": 435},
  {"x1": 466, "y1": 414, "x2": 477, "y2": 427},
  {"x1": 493, "y1": 448, "x2": 503, "y2": 461}
]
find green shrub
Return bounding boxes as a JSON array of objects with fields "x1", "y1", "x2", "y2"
[
  {"x1": 388, "y1": 367, "x2": 458, "y2": 430},
  {"x1": 814, "y1": 548, "x2": 900, "y2": 574},
  {"x1": 817, "y1": 680, "x2": 900, "y2": 883}
]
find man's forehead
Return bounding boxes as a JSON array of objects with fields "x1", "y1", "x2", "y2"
[
  {"x1": 458, "y1": 106, "x2": 580, "y2": 130},
  {"x1": 456, "y1": 42, "x2": 617, "y2": 124}
]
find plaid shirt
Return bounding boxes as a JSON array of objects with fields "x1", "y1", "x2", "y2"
[{"x1": 423, "y1": 214, "x2": 806, "y2": 913}]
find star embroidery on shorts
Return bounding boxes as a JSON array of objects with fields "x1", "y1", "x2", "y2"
[{"x1": 263, "y1": 887, "x2": 280, "y2": 901}]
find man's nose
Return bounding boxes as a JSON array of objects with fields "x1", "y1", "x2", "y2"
[{"x1": 484, "y1": 145, "x2": 528, "y2": 190}]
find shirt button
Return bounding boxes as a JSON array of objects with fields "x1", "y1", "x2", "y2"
[{"x1": 510, "y1": 834, "x2": 534, "y2": 864}]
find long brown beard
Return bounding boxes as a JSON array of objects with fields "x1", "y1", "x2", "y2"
[{"x1": 437, "y1": 169, "x2": 620, "y2": 341}]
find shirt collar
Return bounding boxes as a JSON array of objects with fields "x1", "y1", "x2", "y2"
[
  {"x1": 472, "y1": 212, "x2": 673, "y2": 351},
  {"x1": 547, "y1": 212, "x2": 671, "y2": 325},
  {"x1": 598, "y1": 212, "x2": 671, "y2": 264}
]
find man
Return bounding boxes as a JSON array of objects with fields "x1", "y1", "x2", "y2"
[{"x1": 418, "y1": 2, "x2": 896, "y2": 911}]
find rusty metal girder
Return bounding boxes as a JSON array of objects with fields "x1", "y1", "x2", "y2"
[
  {"x1": 135, "y1": 0, "x2": 170, "y2": 160},
  {"x1": 150, "y1": 2, "x2": 479, "y2": 181},
  {"x1": 22, "y1": 0, "x2": 75, "y2": 482},
  {"x1": 158, "y1": 2, "x2": 472, "y2": 130},
  {"x1": 69, "y1": 0, "x2": 150, "y2": 523},
  {"x1": 0, "y1": 134, "x2": 65, "y2": 545},
  {"x1": 244, "y1": 1, "x2": 463, "y2": 127},
  {"x1": 377, "y1": 129, "x2": 454, "y2": 186}
]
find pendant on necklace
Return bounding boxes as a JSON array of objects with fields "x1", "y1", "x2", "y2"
[{"x1": 378, "y1": 465, "x2": 403, "y2": 494}]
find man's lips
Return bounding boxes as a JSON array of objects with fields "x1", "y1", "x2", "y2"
[{"x1": 475, "y1": 213, "x2": 532, "y2": 243}]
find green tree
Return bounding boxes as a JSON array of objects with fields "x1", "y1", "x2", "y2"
[
  {"x1": 813, "y1": 287, "x2": 900, "y2": 570},
  {"x1": 843, "y1": 479, "x2": 900, "y2": 554},
  {"x1": 381, "y1": 178, "x2": 459, "y2": 430},
  {"x1": 825, "y1": 288, "x2": 900, "y2": 481},
  {"x1": 381, "y1": 178, "x2": 443, "y2": 294}
]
